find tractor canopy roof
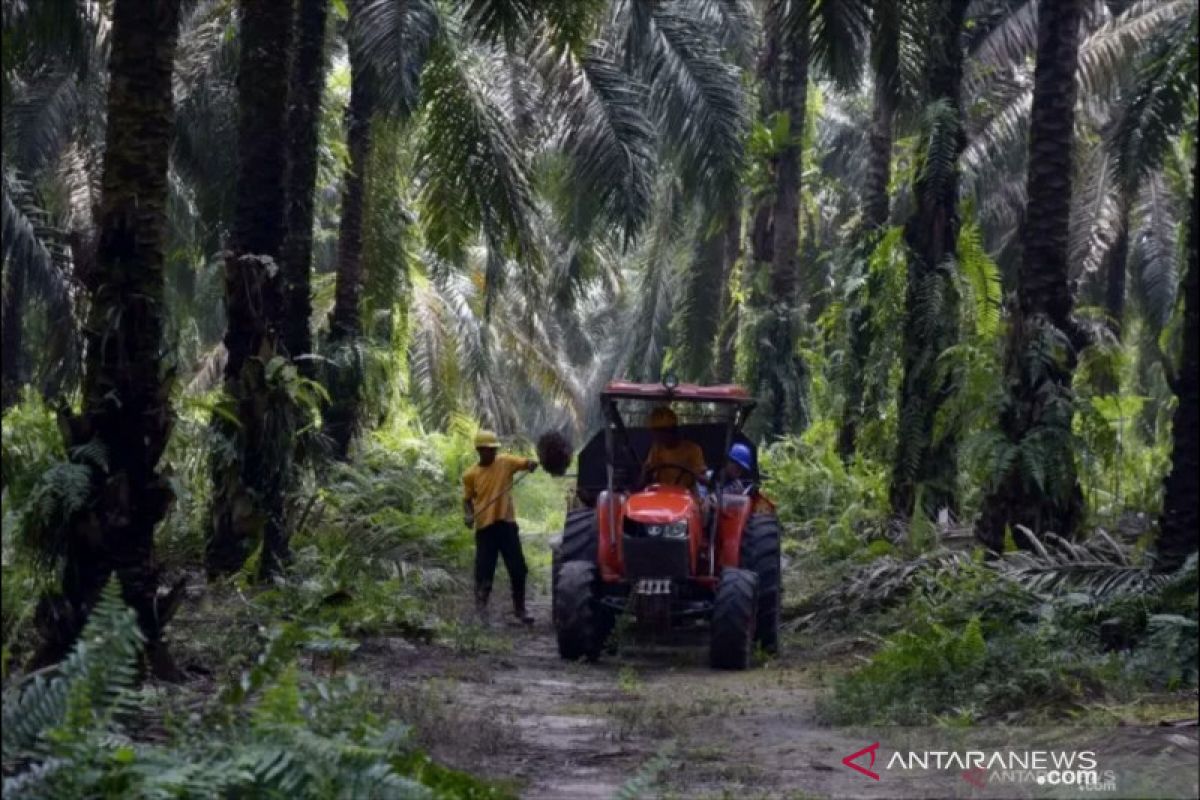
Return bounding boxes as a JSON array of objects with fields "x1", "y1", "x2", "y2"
[{"x1": 601, "y1": 380, "x2": 754, "y2": 405}]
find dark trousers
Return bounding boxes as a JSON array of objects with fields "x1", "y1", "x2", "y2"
[{"x1": 474, "y1": 521, "x2": 528, "y2": 605}]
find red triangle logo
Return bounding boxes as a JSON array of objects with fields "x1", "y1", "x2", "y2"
[{"x1": 842, "y1": 742, "x2": 881, "y2": 781}]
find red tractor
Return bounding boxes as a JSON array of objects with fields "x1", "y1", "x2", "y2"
[{"x1": 551, "y1": 380, "x2": 782, "y2": 670}]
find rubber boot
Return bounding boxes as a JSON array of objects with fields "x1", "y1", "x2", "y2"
[{"x1": 513, "y1": 588, "x2": 533, "y2": 626}]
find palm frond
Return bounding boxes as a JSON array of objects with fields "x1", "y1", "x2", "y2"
[
  {"x1": 689, "y1": 0, "x2": 757, "y2": 64},
  {"x1": 642, "y1": 0, "x2": 747, "y2": 208},
  {"x1": 1109, "y1": 6, "x2": 1197, "y2": 192},
  {"x1": 4, "y1": 67, "x2": 83, "y2": 174},
  {"x1": 1129, "y1": 174, "x2": 1180, "y2": 332},
  {"x1": 536, "y1": 41, "x2": 658, "y2": 243},
  {"x1": 354, "y1": 0, "x2": 440, "y2": 117},
  {"x1": 671, "y1": 214, "x2": 729, "y2": 381},
  {"x1": 964, "y1": 0, "x2": 1035, "y2": 96},
  {"x1": 618, "y1": 177, "x2": 688, "y2": 382},
  {"x1": 1077, "y1": 0, "x2": 1194, "y2": 99},
  {"x1": 809, "y1": 0, "x2": 870, "y2": 91},
  {"x1": 417, "y1": 36, "x2": 540, "y2": 275},
  {"x1": 1, "y1": 169, "x2": 72, "y2": 311},
  {"x1": 998, "y1": 528, "x2": 1171, "y2": 599},
  {"x1": 1069, "y1": 141, "x2": 1121, "y2": 280}
]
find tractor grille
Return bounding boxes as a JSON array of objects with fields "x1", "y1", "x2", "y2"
[{"x1": 622, "y1": 535, "x2": 689, "y2": 580}]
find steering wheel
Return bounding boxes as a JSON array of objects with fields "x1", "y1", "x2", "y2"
[{"x1": 644, "y1": 462, "x2": 707, "y2": 486}]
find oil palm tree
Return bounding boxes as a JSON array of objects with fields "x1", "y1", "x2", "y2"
[
  {"x1": 1159, "y1": 150, "x2": 1197, "y2": 571},
  {"x1": 889, "y1": 0, "x2": 970, "y2": 519},
  {"x1": 747, "y1": 0, "x2": 867, "y2": 438},
  {"x1": 838, "y1": 0, "x2": 920, "y2": 457},
  {"x1": 30, "y1": 0, "x2": 183, "y2": 673},
  {"x1": 1102, "y1": 6, "x2": 1196, "y2": 343},
  {"x1": 323, "y1": 0, "x2": 380, "y2": 459},
  {"x1": 207, "y1": 0, "x2": 296, "y2": 578},
  {"x1": 281, "y1": 0, "x2": 332, "y2": 370},
  {"x1": 978, "y1": 0, "x2": 1087, "y2": 549},
  {"x1": 324, "y1": 0, "x2": 749, "y2": 446}
]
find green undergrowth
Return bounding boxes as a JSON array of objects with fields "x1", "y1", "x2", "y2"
[
  {"x1": 817, "y1": 555, "x2": 1198, "y2": 726},
  {"x1": 2, "y1": 580, "x2": 515, "y2": 799}
]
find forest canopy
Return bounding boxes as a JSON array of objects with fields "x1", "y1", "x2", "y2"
[{"x1": 1, "y1": 0, "x2": 1197, "y2": 797}]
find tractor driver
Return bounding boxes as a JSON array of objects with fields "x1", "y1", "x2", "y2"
[{"x1": 641, "y1": 406, "x2": 708, "y2": 493}]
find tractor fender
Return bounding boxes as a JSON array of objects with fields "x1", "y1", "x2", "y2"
[
  {"x1": 594, "y1": 491, "x2": 627, "y2": 582},
  {"x1": 715, "y1": 495, "x2": 754, "y2": 572}
]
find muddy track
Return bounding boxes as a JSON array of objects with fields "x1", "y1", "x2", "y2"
[{"x1": 350, "y1": 580, "x2": 890, "y2": 800}]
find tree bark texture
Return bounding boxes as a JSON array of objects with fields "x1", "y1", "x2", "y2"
[
  {"x1": 978, "y1": 0, "x2": 1086, "y2": 549},
  {"x1": 750, "y1": 0, "x2": 809, "y2": 438},
  {"x1": 31, "y1": 0, "x2": 182, "y2": 676},
  {"x1": 208, "y1": 0, "x2": 295, "y2": 579},
  {"x1": 323, "y1": 18, "x2": 374, "y2": 461},
  {"x1": 281, "y1": 0, "x2": 330, "y2": 370},
  {"x1": 840, "y1": 6, "x2": 900, "y2": 459},
  {"x1": 889, "y1": 0, "x2": 969, "y2": 519},
  {"x1": 1156, "y1": 152, "x2": 1198, "y2": 571}
]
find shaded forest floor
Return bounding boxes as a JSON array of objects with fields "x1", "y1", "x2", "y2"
[
  {"x1": 165, "y1": 535, "x2": 902, "y2": 800},
  {"x1": 347, "y1": 579, "x2": 873, "y2": 800}
]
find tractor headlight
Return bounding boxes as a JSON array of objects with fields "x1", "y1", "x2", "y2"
[
  {"x1": 630, "y1": 520, "x2": 688, "y2": 538},
  {"x1": 659, "y1": 520, "x2": 688, "y2": 539}
]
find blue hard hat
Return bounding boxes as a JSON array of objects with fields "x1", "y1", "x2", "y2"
[{"x1": 728, "y1": 442, "x2": 754, "y2": 471}]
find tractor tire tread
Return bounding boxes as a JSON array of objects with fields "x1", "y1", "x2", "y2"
[
  {"x1": 742, "y1": 513, "x2": 782, "y2": 654},
  {"x1": 559, "y1": 508, "x2": 598, "y2": 564},
  {"x1": 555, "y1": 561, "x2": 605, "y2": 662},
  {"x1": 710, "y1": 567, "x2": 758, "y2": 670}
]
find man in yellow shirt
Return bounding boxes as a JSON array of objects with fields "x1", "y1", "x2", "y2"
[
  {"x1": 641, "y1": 406, "x2": 708, "y2": 492},
  {"x1": 462, "y1": 430, "x2": 538, "y2": 624}
]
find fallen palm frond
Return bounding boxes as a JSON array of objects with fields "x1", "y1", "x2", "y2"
[
  {"x1": 785, "y1": 548, "x2": 974, "y2": 631},
  {"x1": 787, "y1": 526, "x2": 1195, "y2": 633},
  {"x1": 994, "y1": 528, "x2": 1183, "y2": 600}
]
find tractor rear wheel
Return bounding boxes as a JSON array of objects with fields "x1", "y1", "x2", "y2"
[
  {"x1": 555, "y1": 561, "x2": 607, "y2": 662},
  {"x1": 553, "y1": 509, "x2": 598, "y2": 618},
  {"x1": 741, "y1": 513, "x2": 782, "y2": 654},
  {"x1": 709, "y1": 567, "x2": 758, "y2": 670}
]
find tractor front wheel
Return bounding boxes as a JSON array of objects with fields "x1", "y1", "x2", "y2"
[
  {"x1": 553, "y1": 509, "x2": 598, "y2": 622},
  {"x1": 709, "y1": 567, "x2": 758, "y2": 670},
  {"x1": 555, "y1": 561, "x2": 607, "y2": 662}
]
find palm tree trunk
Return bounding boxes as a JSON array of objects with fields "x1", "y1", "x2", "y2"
[
  {"x1": 978, "y1": 0, "x2": 1086, "y2": 550},
  {"x1": 752, "y1": 0, "x2": 809, "y2": 437},
  {"x1": 281, "y1": 0, "x2": 330, "y2": 370},
  {"x1": 840, "y1": 5, "x2": 899, "y2": 459},
  {"x1": 1, "y1": 260, "x2": 26, "y2": 410},
  {"x1": 863, "y1": 0, "x2": 899, "y2": 234},
  {"x1": 323, "y1": 24, "x2": 374, "y2": 460},
  {"x1": 1156, "y1": 152, "x2": 1198, "y2": 571},
  {"x1": 31, "y1": 0, "x2": 182, "y2": 675},
  {"x1": 889, "y1": 0, "x2": 969, "y2": 519},
  {"x1": 207, "y1": 0, "x2": 295, "y2": 579}
]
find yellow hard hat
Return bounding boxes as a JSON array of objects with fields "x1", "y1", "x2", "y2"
[
  {"x1": 473, "y1": 430, "x2": 500, "y2": 449},
  {"x1": 648, "y1": 406, "x2": 677, "y2": 430}
]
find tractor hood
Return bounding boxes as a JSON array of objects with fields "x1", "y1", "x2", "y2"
[{"x1": 624, "y1": 484, "x2": 696, "y2": 523}]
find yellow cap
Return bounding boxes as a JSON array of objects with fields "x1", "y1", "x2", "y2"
[
  {"x1": 648, "y1": 406, "x2": 677, "y2": 430},
  {"x1": 473, "y1": 430, "x2": 500, "y2": 449}
]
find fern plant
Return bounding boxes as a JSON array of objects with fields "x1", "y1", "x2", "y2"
[{"x1": 1, "y1": 578, "x2": 506, "y2": 799}]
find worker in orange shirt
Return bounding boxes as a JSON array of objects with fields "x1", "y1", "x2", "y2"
[
  {"x1": 462, "y1": 430, "x2": 538, "y2": 625},
  {"x1": 641, "y1": 406, "x2": 708, "y2": 492}
]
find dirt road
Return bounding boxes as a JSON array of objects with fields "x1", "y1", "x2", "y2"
[{"x1": 352, "y1": 589, "x2": 891, "y2": 800}]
